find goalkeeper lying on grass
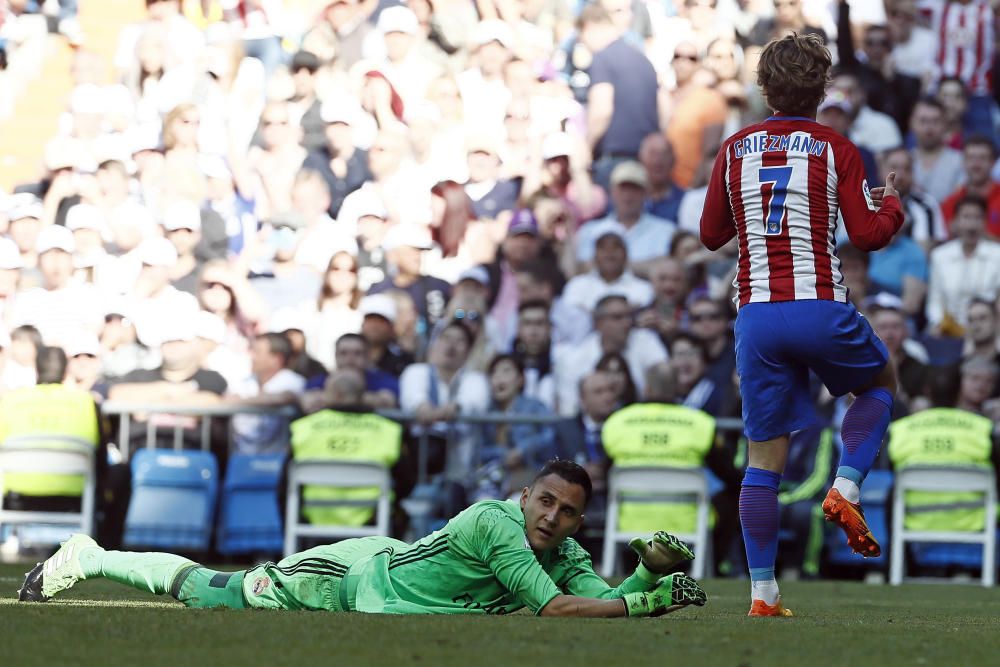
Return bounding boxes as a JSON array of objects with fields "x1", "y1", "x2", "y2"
[{"x1": 18, "y1": 459, "x2": 706, "y2": 617}]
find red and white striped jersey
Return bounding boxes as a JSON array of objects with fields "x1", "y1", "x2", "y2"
[
  {"x1": 922, "y1": 0, "x2": 994, "y2": 95},
  {"x1": 700, "y1": 117, "x2": 903, "y2": 308}
]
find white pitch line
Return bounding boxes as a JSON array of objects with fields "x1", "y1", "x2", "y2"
[{"x1": 0, "y1": 597, "x2": 181, "y2": 609}]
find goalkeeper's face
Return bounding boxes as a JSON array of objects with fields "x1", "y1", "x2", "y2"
[{"x1": 519, "y1": 475, "x2": 586, "y2": 552}]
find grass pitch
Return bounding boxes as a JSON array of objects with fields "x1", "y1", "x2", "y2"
[{"x1": 3, "y1": 564, "x2": 1000, "y2": 667}]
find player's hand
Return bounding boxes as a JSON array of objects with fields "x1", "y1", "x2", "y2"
[
  {"x1": 629, "y1": 531, "x2": 695, "y2": 574},
  {"x1": 869, "y1": 172, "x2": 898, "y2": 207},
  {"x1": 623, "y1": 574, "x2": 707, "y2": 617}
]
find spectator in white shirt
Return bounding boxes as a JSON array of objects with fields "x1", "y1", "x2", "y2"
[
  {"x1": 228, "y1": 332, "x2": 307, "y2": 455},
  {"x1": 562, "y1": 221, "x2": 654, "y2": 315},
  {"x1": 926, "y1": 195, "x2": 1000, "y2": 332},
  {"x1": 576, "y1": 160, "x2": 676, "y2": 274},
  {"x1": 2, "y1": 325, "x2": 41, "y2": 390},
  {"x1": 553, "y1": 294, "x2": 668, "y2": 415},
  {"x1": 10, "y1": 225, "x2": 103, "y2": 345},
  {"x1": 128, "y1": 237, "x2": 201, "y2": 347},
  {"x1": 400, "y1": 321, "x2": 490, "y2": 480},
  {"x1": 0, "y1": 237, "x2": 22, "y2": 327}
]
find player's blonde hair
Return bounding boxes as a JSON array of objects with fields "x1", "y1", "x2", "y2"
[{"x1": 756, "y1": 33, "x2": 831, "y2": 117}]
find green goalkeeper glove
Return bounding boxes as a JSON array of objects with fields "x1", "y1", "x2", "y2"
[
  {"x1": 629, "y1": 531, "x2": 695, "y2": 574},
  {"x1": 622, "y1": 573, "x2": 707, "y2": 617}
]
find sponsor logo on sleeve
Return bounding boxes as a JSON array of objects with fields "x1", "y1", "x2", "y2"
[{"x1": 862, "y1": 179, "x2": 876, "y2": 211}]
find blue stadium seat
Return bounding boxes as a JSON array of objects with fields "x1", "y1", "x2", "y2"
[
  {"x1": 825, "y1": 470, "x2": 893, "y2": 568},
  {"x1": 216, "y1": 454, "x2": 284, "y2": 555},
  {"x1": 910, "y1": 534, "x2": 1000, "y2": 570},
  {"x1": 123, "y1": 450, "x2": 218, "y2": 551}
]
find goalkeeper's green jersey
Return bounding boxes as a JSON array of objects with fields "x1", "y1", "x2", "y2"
[
  {"x1": 242, "y1": 499, "x2": 656, "y2": 614},
  {"x1": 350, "y1": 499, "x2": 655, "y2": 615}
]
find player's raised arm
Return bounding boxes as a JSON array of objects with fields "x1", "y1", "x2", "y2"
[
  {"x1": 700, "y1": 144, "x2": 737, "y2": 250},
  {"x1": 836, "y1": 141, "x2": 904, "y2": 251}
]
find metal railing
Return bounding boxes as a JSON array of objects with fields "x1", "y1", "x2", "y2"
[{"x1": 100, "y1": 401, "x2": 747, "y2": 486}]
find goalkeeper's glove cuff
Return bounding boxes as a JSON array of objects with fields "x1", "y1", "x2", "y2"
[
  {"x1": 622, "y1": 591, "x2": 651, "y2": 617},
  {"x1": 635, "y1": 561, "x2": 660, "y2": 585}
]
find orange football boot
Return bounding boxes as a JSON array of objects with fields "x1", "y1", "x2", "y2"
[
  {"x1": 822, "y1": 488, "x2": 881, "y2": 557},
  {"x1": 748, "y1": 597, "x2": 794, "y2": 617}
]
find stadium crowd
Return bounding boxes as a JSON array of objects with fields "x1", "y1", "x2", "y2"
[{"x1": 2, "y1": 0, "x2": 1000, "y2": 575}]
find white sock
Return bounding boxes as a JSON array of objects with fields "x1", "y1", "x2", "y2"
[
  {"x1": 833, "y1": 477, "x2": 861, "y2": 504},
  {"x1": 751, "y1": 579, "x2": 779, "y2": 605}
]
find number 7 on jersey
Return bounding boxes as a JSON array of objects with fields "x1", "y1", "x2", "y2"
[{"x1": 758, "y1": 166, "x2": 793, "y2": 236}]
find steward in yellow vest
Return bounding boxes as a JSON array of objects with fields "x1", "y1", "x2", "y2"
[
  {"x1": 0, "y1": 347, "x2": 100, "y2": 499},
  {"x1": 888, "y1": 407, "x2": 996, "y2": 532},
  {"x1": 290, "y1": 370, "x2": 402, "y2": 527}
]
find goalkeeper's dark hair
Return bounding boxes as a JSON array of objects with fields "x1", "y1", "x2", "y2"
[
  {"x1": 532, "y1": 459, "x2": 593, "y2": 504},
  {"x1": 756, "y1": 32, "x2": 831, "y2": 117}
]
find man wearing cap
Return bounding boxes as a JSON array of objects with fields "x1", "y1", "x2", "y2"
[
  {"x1": 360, "y1": 293, "x2": 414, "y2": 378},
  {"x1": 577, "y1": 4, "x2": 659, "y2": 191},
  {"x1": 369, "y1": 224, "x2": 451, "y2": 339},
  {"x1": 301, "y1": 99, "x2": 373, "y2": 218},
  {"x1": 345, "y1": 189, "x2": 391, "y2": 291},
  {"x1": 525, "y1": 132, "x2": 608, "y2": 227},
  {"x1": 10, "y1": 225, "x2": 103, "y2": 345},
  {"x1": 267, "y1": 307, "x2": 328, "y2": 384},
  {"x1": 6, "y1": 195, "x2": 44, "y2": 273},
  {"x1": 203, "y1": 156, "x2": 257, "y2": 258},
  {"x1": 577, "y1": 160, "x2": 675, "y2": 273},
  {"x1": 100, "y1": 302, "x2": 158, "y2": 381},
  {"x1": 62, "y1": 331, "x2": 107, "y2": 398},
  {"x1": 127, "y1": 237, "x2": 201, "y2": 345},
  {"x1": 107, "y1": 317, "x2": 227, "y2": 451},
  {"x1": 158, "y1": 200, "x2": 203, "y2": 295},
  {"x1": 249, "y1": 211, "x2": 323, "y2": 313},
  {"x1": 817, "y1": 91, "x2": 879, "y2": 184},
  {"x1": 192, "y1": 309, "x2": 250, "y2": 391},
  {"x1": 457, "y1": 19, "x2": 516, "y2": 130},
  {"x1": 464, "y1": 135, "x2": 521, "y2": 220},
  {"x1": 65, "y1": 204, "x2": 110, "y2": 278},
  {"x1": 562, "y1": 222, "x2": 654, "y2": 316},
  {"x1": 863, "y1": 295, "x2": 929, "y2": 414},
  {"x1": 364, "y1": 5, "x2": 444, "y2": 108},
  {"x1": 482, "y1": 210, "x2": 544, "y2": 349}
]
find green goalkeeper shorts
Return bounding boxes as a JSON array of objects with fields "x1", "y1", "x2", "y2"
[
  {"x1": 242, "y1": 536, "x2": 406, "y2": 612},
  {"x1": 172, "y1": 566, "x2": 248, "y2": 609}
]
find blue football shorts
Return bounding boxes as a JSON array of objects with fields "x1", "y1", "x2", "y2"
[{"x1": 734, "y1": 299, "x2": 889, "y2": 442}]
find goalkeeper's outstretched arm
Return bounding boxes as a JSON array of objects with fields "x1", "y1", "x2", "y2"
[{"x1": 539, "y1": 595, "x2": 627, "y2": 617}]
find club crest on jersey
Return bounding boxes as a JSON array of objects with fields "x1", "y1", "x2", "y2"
[
  {"x1": 252, "y1": 576, "x2": 271, "y2": 595},
  {"x1": 862, "y1": 179, "x2": 876, "y2": 211}
]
